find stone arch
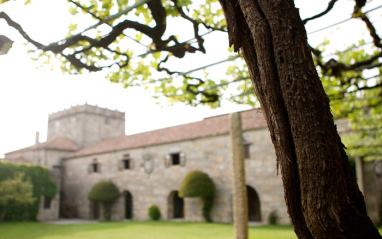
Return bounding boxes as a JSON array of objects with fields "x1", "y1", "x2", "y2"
[
  {"x1": 168, "y1": 190, "x2": 184, "y2": 219},
  {"x1": 246, "y1": 185, "x2": 261, "y2": 222},
  {"x1": 124, "y1": 191, "x2": 133, "y2": 219}
]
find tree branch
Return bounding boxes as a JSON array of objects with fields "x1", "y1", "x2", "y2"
[{"x1": 302, "y1": 0, "x2": 338, "y2": 24}]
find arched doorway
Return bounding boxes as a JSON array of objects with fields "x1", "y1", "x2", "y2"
[
  {"x1": 247, "y1": 185, "x2": 261, "y2": 221},
  {"x1": 168, "y1": 191, "x2": 184, "y2": 219},
  {"x1": 125, "y1": 191, "x2": 133, "y2": 219}
]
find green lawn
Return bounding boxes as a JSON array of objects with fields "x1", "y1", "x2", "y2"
[{"x1": 0, "y1": 221, "x2": 297, "y2": 239}]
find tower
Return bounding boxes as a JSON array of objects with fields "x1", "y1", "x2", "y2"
[{"x1": 47, "y1": 104, "x2": 125, "y2": 147}]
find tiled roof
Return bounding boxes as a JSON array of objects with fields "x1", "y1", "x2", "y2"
[
  {"x1": 5, "y1": 137, "x2": 80, "y2": 155},
  {"x1": 65, "y1": 109, "x2": 267, "y2": 159},
  {"x1": 1, "y1": 156, "x2": 31, "y2": 164}
]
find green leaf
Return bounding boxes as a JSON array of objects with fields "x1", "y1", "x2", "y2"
[
  {"x1": 68, "y1": 23, "x2": 77, "y2": 32},
  {"x1": 69, "y1": 6, "x2": 79, "y2": 15}
]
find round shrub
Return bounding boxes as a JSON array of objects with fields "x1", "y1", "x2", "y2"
[
  {"x1": 148, "y1": 205, "x2": 161, "y2": 221},
  {"x1": 88, "y1": 181, "x2": 119, "y2": 221},
  {"x1": 179, "y1": 170, "x2": 215, "y2": 198},
  {"x1": 179, "y1": 170, "x2": 215, "y2": 222},
  {"x1": 88, "y1": 181, "x2": 119, "y2": 203},
  {"x1": 268, "y1": 210, "x2": 278, "y2": 225}
]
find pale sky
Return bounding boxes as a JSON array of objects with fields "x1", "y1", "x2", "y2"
[{"x1": 0, "y1": 0, "x2": 381, "y2": 157}]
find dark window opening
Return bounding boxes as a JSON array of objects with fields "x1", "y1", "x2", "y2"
[
  {"x1": 92, "y1": 163, "x2": 98, "y2": 173},
  {"x1": 171, "y1": 153, "x2": 180, "y2": 165},
  {"x1": 44, "y1": 196, "x2": 52, "y2": 209},
  {"x1": 124, "y1": 159, "x2": 130, "y2": 169},
  {"x1": 104, "y1": 117, "x2": 109, "y2": 124},
  {"x1": 244, "y1": 144, "x2": 251, "y2": 159}
]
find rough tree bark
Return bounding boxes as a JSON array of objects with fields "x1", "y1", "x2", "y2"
[
  {"x1": 230, "y1": 113, "x2": 248, "y2": 239},
  {"x1": 218, "y1": 0, "x2": 381, "y2": 238}
]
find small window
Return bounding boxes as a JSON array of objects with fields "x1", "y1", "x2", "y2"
[
  {"x1": 89, "y1": 158, "x2": 101, "y2": 174},
  {"x1": 123, "y1": 159, "x2": 130, "y2": 169},
  {"x1": 244, "y1": 143, "x2": 251, "y2": 159},
  {"x1": 92, "y1": 163, "x2": 99, "y2": 173},
  {"x1": 44, "y1": 196, "x2": 52, "y2": 209},
  {"x1": 119, "y1": 154, "x2": 133, "y2": 171},
  {"x1": 165, "y1": 152, "x2": 186, "y2": 168},
  {"x1": 104, "y1": 117, "x2": 109, "y2": 124},
  {"x1": 171, "y1": 153, "x2": 180, "y2": 165}
]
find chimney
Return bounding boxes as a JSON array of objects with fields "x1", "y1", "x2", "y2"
[{"x1": 35, "y1": 132, "x2": 40, "y2": 145}]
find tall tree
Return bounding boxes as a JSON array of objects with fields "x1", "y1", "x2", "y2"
[
  {"x1": 1, "y1": 0, "x2": 382, "y2": 237},
  {"x1": 218, "y1": 0, "x2": 380, "y2": 237}
]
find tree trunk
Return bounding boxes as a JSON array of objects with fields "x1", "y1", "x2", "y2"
[
  {"x1": 103, "y1": 202, "x2": 112, "y2": 221},
  {"x1": 218, "y1": 0, "x2": 381, "y2": 238},
  {"x1": 0, "y1": 206, "x2": 7, "y2": 222},
  {"x1": 230, "y1": 113, "x2": 248, "y2": 239}
]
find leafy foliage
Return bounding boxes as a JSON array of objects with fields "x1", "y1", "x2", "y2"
[
  {"x1": 0, "y1": 0, "x2": 229, "y2": 107},
  {"x1": 1, "y1": 0, "x2": 381, "y2": 161},
  {"x1": 0, "y1": 172, "x2": 35, "y2": 222},
  {"x1": 0, "y1": 161, "x2": 57, "y2": 221},
  {"x1": 88, "y1": 181, "x2": 119, "y2": 221},
  {"x1": 268, "y1": 210, "x2": 278, "y2": 225},
  {"x1": 179, "y1": 170, "x2": 215, "y2": 198},
  {"x1": 179, "y1": 170, "x2": 215, "y2": 222},
  {"x1": 1, "y1": 0, "x2": 381, "y2": 112},
  {"x1": 88, "y1": 181, "x2": 119, "y2": 203},
  {"x1": 201, "y1": 196, "x2": 214, "y2": 223},
  {"x1": 148, "y1": 204, "x2": 161, "y2": 221},
  {"x1": 317, "y1": 39, "x2": 382, "y2": 161}
]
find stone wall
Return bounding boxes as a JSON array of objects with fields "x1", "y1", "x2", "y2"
[
  {"x1": 62, "y1": 127, "x2": 290, "y2": 224},
  {"x1": 48, "y1": 104, "x2": 125, "y2": 147}
]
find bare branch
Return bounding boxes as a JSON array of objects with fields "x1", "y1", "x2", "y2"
[
  {"x1": 0, "y1": 11, "x2": 45, "y2": 49},
  {"x1": 357, "y1": 13, "x2": 382, "y2": 48},
  {"x1": 302, "y1": 0, "x2": 338, "y2": 24}
]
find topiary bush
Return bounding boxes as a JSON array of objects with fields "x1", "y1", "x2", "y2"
[
  {"x1": 179, "y1": 170, "x2": 215, "y2": 222},
  {"x1": 88, "y1": 181, "x2": 119, "y2": 221},
  {"x1": 148, "y1": 205, "x2": 161, "y2": 221},
  {"x1": 179, "y1": 170, "x2": 215, "y2": 198}
]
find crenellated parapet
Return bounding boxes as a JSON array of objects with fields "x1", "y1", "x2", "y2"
[
  {"x1": 47, "y1": 104, "x2": 125, "y2": 147},
  {"x1": 49, "y1": 104, "x2": 125, "y2": 121}
]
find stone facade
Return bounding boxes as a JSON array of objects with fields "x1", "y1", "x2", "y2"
[
  {"x1": 61, "y1": 129, "x2": 288, "y2": 224},
  {"x1": 3, "y1": 104, "x2": 380, "y2": 224},
  {"x1": 48, "y1": 104, "x2": 125, "y2": 147}
]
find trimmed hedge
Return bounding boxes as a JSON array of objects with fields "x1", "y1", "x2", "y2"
[
  {"x1": 88, "y1": 181, "x2": 119, "y2": 221},
  {"x1": 179, "y1": 170, "x2": 215, "y2": 222},
  {"x1": 179, "y1": 170, "x2": 215, "y2": 198},
  {"x1": 148, "y1": 205, "x2": 161, "y2": 221},
  {"x1": 0, "y1": 161, "x2": 57, "y2": 221},
  {"x1": 88, "y1": 181, "x2": 119, "y2": 203}
]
